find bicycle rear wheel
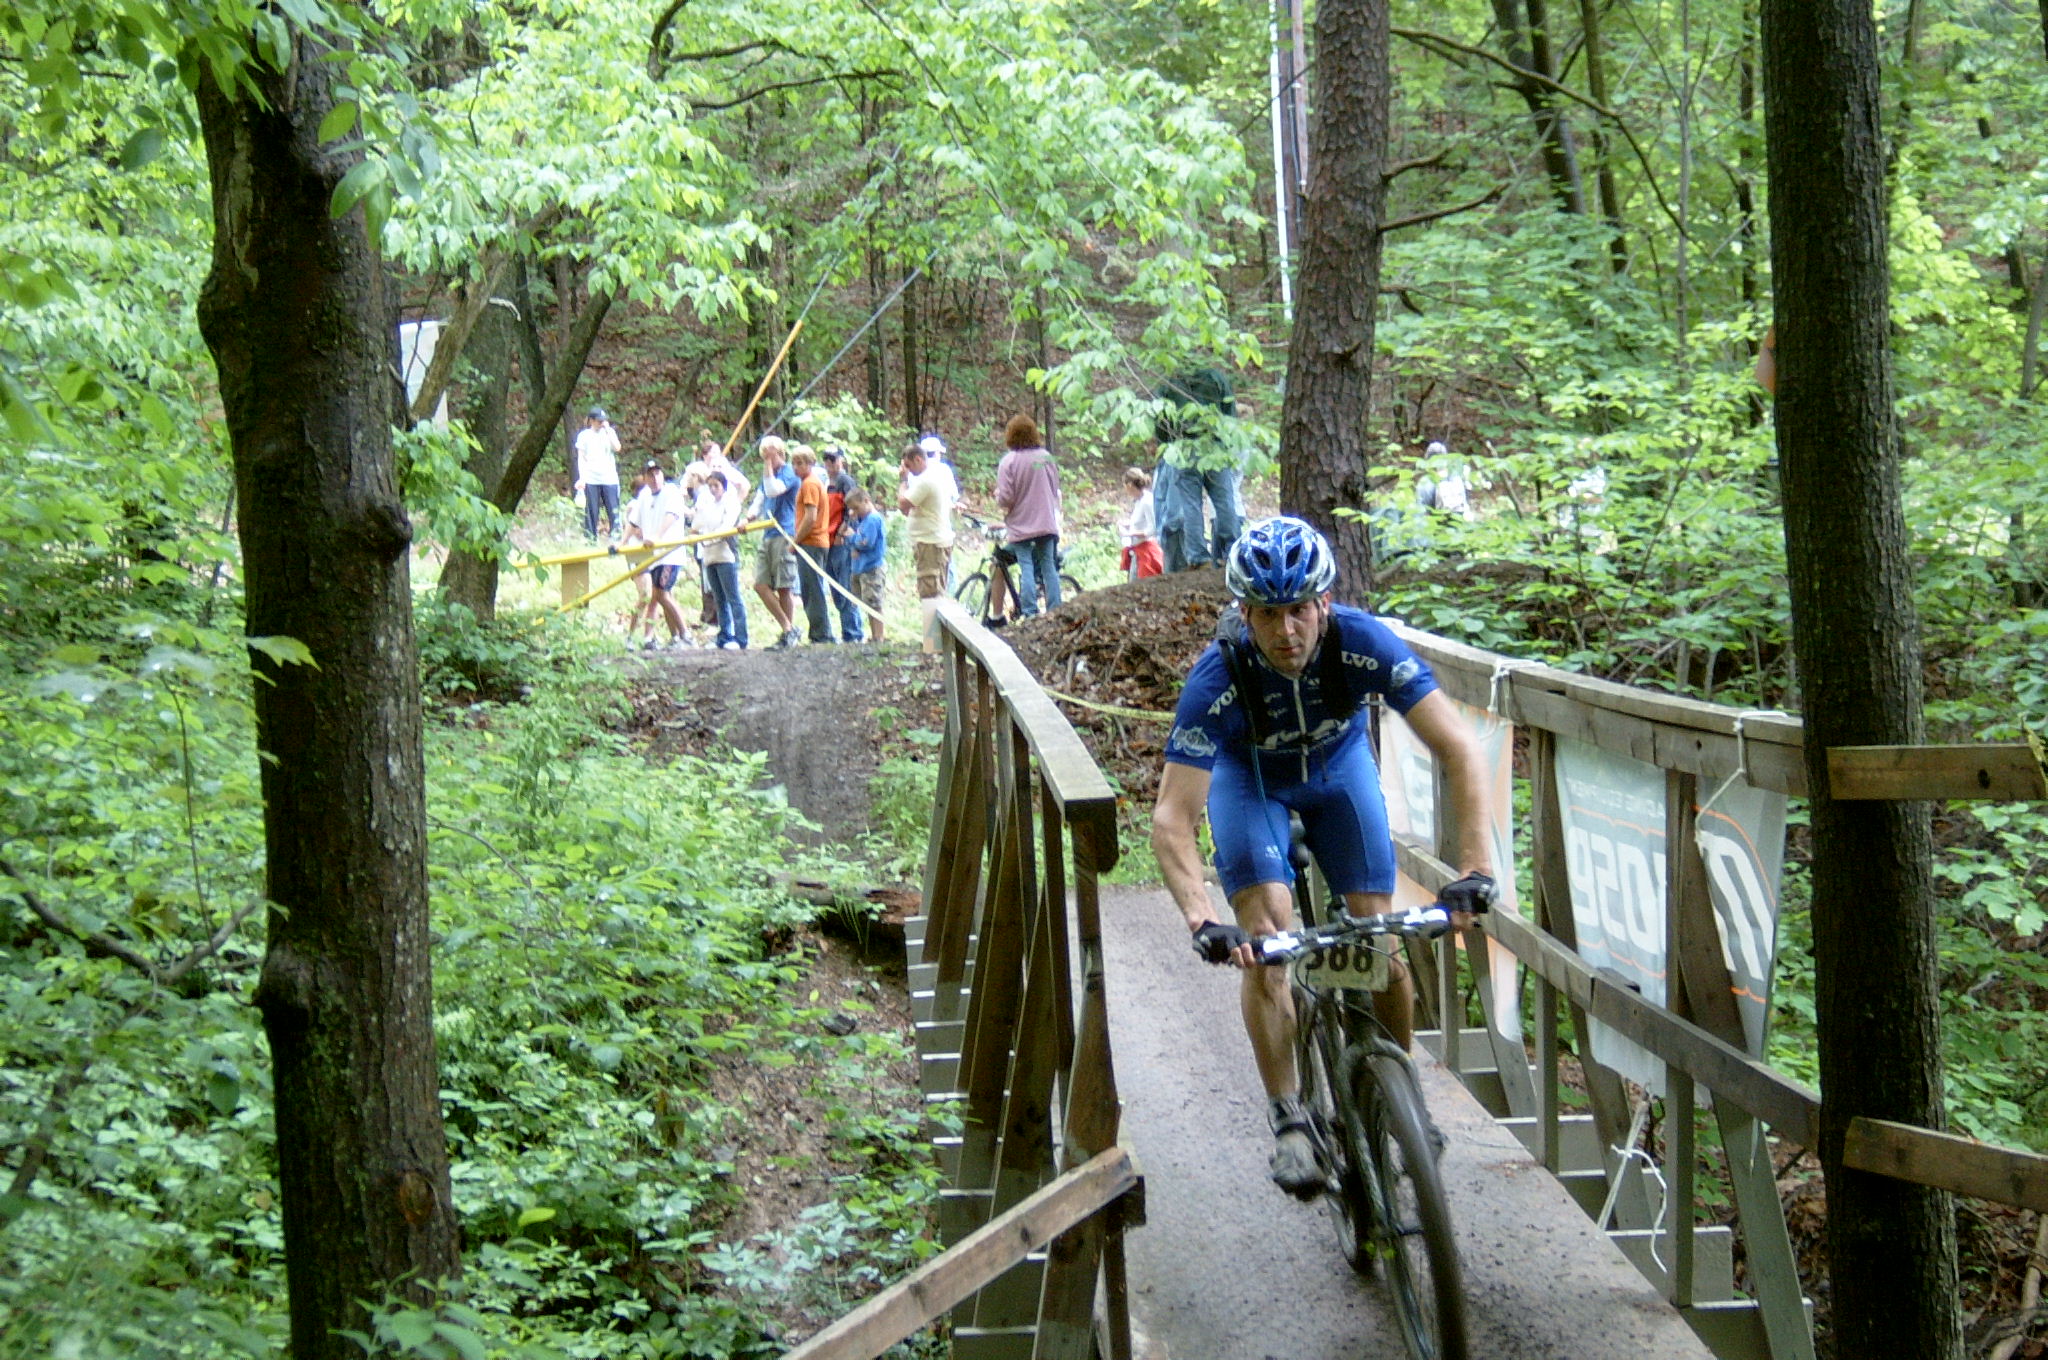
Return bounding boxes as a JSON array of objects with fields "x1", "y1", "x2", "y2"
[
  {"x1": 1353, "y1": 1048, "x2": 1468, "y2": 1360},
  {"x1": 1296, "y1": 995, "x2": 1377, "y2": 1275},
  {"x1": 953, "y1": 571, "x2": 989, "y2": 621}
]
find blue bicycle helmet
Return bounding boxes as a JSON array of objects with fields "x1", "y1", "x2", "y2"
[{"x1": 1225, "y1": 515, "x2": 1338, "y2": 606}]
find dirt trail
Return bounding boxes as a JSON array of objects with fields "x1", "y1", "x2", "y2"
[{"x1": 623, "y1": 641, "x2": 945, "y2": 842}]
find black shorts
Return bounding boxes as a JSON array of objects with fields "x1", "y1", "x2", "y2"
[
  {"x1": 650, "y1": 564, "x2": 682, "y2": 591},
  {"x1": 992, "y1": 542, "x2": 1017, "y2": 567}
]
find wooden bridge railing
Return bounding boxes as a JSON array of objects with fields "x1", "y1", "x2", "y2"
[
  {"x1": 1385, "y1": 623, "x2": 2048, "y2": 1360},
  {"x1": 787, "y1": 598, "x2": 1135, "y2": 1360}
]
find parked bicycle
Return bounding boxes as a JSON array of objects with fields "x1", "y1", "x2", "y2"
[
  {"x1": 951, "y1": 512, "x2": 1079, "y2": 626},
  {"x1": 1259, "y1": 839, "x2": 1473, "y2": 1360}
]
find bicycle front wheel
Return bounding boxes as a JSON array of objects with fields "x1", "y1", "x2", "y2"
[
  {"x1": 1058, "y1": 572, "x2": 1081, "y2": 602},
  {"x1": 1297, "y1": 995, "x2": 1377, "y2": 1276},
  {"x1": 1353, "y1": 1048, "x2": 1468, "y2": 1360},
  {"x1": 954, "y1": 571, "x2": 989, "y2": 621}
]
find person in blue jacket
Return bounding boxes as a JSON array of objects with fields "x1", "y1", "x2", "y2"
[
  {"x1": 846, "y1": 485, "x2": 888, "y2": 645},
  {"x1": 1149, "y1": 516, "x2": 1498, "y2": 1197}
]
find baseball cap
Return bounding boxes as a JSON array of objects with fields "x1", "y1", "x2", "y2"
[
  {"x1": 918, "y1": 434, "x2": 946, "y2": 457},
  {"x1": 589, "y1": 407, "x2": 608, "y2": 421}
]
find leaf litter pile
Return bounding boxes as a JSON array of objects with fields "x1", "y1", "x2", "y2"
[{"x1": 997, "y1": 566, "x2": 1233, "y2": 810}]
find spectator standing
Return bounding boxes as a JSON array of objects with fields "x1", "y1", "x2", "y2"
[
  {"x1": 847, "y1": 485, "x2": 886, "y2": 645},
  {"x1": 822, "y1": 448, "x2": 864, "y2": 643},
  {"x1": 1118, "y1": 466, "x2": 1163, "y2": 580},
  {"x1": 574, "y1": 407, "x2": 623, "y2": 540},
  {"x1": 1415, "y1": 439, "x2": 1471, "y2": 518},
  {"x1": 790, "y1": 445, "x2": 833, "y2": 644},
  {"x1": 643, "y1": 460, "x2": 694, "y2": 650},
  {"x1": 696, "y1": 470, "x2": 747, "y2": 650},
  {"x1": 1153, "y1": 368, "x2": 1243, "y2": 570},
  {"x1": 993, "y1": 414, "x2": 1063, "y2": 617},
  {"x1": 619, "y1": 463, "x2": 661, "y2": 648},
  {"x1": 749, "y1": 435, "x2": 801, "y2": 649},
  {"x1": 899, "y1": 439, "x2": 960, "y2": 652}
]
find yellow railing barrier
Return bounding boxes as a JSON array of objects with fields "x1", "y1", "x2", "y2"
[{"x1": 545, "y1": 520, "x2": 772, "y2": 613}]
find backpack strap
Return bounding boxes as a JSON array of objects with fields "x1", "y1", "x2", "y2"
[{"x1": 1215, "y1": 605, "x2": 1362, "y2": 754}]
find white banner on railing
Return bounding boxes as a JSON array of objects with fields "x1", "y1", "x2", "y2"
[
  {"x1": 1383, "y1": 697, "x2": 1522, "y2": 1040},
  {"x1": 1554, "y1": 737, "x2": 1788, "y2": 1091},
  {"x1": 1695, "y1": 782, "x2": 1787, "y2": 1056}
]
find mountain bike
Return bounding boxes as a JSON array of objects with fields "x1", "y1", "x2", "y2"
[
  {"x1": 952, "y1": 512, "x2": 1080, "y2": 625},
  {"x1": 1257, "y1": 864, "x2": 1471, "y2": 1360}
]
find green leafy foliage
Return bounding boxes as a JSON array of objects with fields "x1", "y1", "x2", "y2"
[{"x1": 2, "y1": 617, "x2": 946, "y2": 1357}]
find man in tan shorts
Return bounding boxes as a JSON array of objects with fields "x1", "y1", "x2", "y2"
[{"x1": 897, "y1": 440, "x2": 960, "y2": 650}]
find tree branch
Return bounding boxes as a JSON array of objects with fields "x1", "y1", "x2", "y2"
[
  {"x1": 493, "y1": 287, "x2": 615, "y2": 513},
  {"x1": 5, "y1": 856, "x2": 159, "y2": 976},
  {"x1": 1383, "y1": 148, "x2": 1451, "y2": 183},
  {"x1": 406, "y1": 206, "x2": 563, "y2": 426},
  {"x1": 1392, "y1": 24, "x2": 1687, "y2": 239},
  {"x1": 689, "y1": 69, "x2": 905, "y2": 113},
  {"x1": 1379, "y1": 186, "x2": 1505, "y2": 235},
  {"x1": 4, "y1": 852, "x2": 265, "y2": 987}
]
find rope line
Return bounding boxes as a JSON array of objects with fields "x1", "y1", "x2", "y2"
[{"x1": 1041, "y1": 685, "x2": 1174, "y2": 724}]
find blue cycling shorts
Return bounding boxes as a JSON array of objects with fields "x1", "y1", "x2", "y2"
[{"x1": 1206, "y1": 731, "x2": 1396, "y2": 901}]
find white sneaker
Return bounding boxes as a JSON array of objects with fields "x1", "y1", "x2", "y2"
[
  {"x1": 720, "y1": 641, "x2": 741, "y2": 651},
  {"x1": 639, "y1": 636, "x2": 658, "y2": 652},
  {"x1": 668, "y1": 635, "x2": 693, "y2": 651}
]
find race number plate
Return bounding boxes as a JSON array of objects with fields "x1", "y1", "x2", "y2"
[{"x1": 1291, "y1": 943, "x2": 1392, "y2": 991}]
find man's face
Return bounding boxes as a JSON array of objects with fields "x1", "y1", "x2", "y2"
[
  {"x1": 791, "y1": 455, "x2": 814, "y2": 478},
  {"x1": 903, "y1": 451, "x2": 927, "y2": 476},
  {"x1": 1245, "y1": 595, "x2": 1331, "y2": 677}
]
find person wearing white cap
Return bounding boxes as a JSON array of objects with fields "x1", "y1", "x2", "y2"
[{"x1": 574, "y1": 407, "x2": 623, "y2": 540}]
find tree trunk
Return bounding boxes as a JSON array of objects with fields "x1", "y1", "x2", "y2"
[
  {"x1": 1577, "y1": 0, "x2": 1629, "y2": 272},
  {"x1": 902, "y1": 267, "x2": 923, "y2": 434},
  {"x1": 1278, "y1": 0, "x2": 1388, "y2": 602},
  {"x1": 440, "y1": 289, "x2": 517, "y2": 621},
  {"x1": 511, "y1": 256, "x2": 549, "y2": 417},
  {"x1": 193, "y1": 41, "x2": 458, "y2": 1360},
  {"x1": 866, "y1": 239, "x2": 888, "y2": 420},
  {"x1": 553, "y1": 255, "x2": 578, "y2": 479},
  {"x1": 1759, "y1": 4, "x2": 1961, "y2": 1357},
  {"x1": 1738, "y1": 0, "x2": 1763, "y2": 425},
  {"x1": 1491, "y1": 0, "x2": 1588, "y2": 215}
]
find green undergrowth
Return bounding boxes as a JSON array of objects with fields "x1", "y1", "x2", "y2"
[{"x1": 1, "y1": 599, "x2": 946, "y2": 1359}]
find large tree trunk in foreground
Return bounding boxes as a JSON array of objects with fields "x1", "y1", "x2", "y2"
[
  {"x1": 195, "y1": 40, "x2": 459, "y2": 1360},
  {"x1": 1759, "y1": 4, "x2": 1960, "y2": 1357},
  {"x1": 1278, "y1": 0, "x2": 1389, "y2": 601}
]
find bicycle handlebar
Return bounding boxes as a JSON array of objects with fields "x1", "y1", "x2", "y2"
[{"x1": 1254, "y1": 905, "x2": 1456, "y2": 966}]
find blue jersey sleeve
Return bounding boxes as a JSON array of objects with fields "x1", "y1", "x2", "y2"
[
  {"x1": 1335, "y1": 608, "x2": 1439, "y2": 714},
  {"x1": 1163, "y1": 645, "x2": 1242, "y2": 770}
]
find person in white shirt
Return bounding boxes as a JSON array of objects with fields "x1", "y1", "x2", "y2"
[
  {"x1": 695, "y1": 471, "x2": 748, "y2": 650},
  {"x1": 898, "y1": 440, "x2": 962, "y2": 651},
  {"x1": 1118, "y1": 466, "x2": 1162, "y2": 580},
  {"x1": 618, "y1": 462, "x2": 661, "y2": 648},
  {"x1": 642, "y1": 460, "x2": 694, "y2": 651},
  {"x1": 574, "y1": 407, "x2": 623, "y2": 540}
]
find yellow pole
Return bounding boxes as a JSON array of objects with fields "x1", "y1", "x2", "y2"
[
  {"x1": 721, "y1": 320, "x2": 804, "y2": 459},
  {"x1": 550, "y1": 520, "x2": 773, "y2": 614}
]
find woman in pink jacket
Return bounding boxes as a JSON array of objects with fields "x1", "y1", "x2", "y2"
[{"x1": 994, "y1": 413, "x2": 1063, "y2": 617}]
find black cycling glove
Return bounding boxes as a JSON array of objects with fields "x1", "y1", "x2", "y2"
[
  {"x1": 1439, "y1": 871, "x2": 1498, "y2": 916},
  {"x1": 1191, "y1": 920, "x2": 1249, "y2": 963}
]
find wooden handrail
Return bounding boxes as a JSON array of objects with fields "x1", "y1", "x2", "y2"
[
  {"x1": 781, "y1": 1148, "x2": 1140, "y2": 1360},
  {"x1": 1388, "y1": 623, "x2": 1811, "y2": 795},
  {"x1": 930, "y1": 597, "x2": 1120, "y2": 865},
  {"x1": 1844, "y1": 1118, "x2": 2048, "y2": 1212},
  {"x1": 1393, "y1": 833, "x2": 1826, "y2": 1153}
]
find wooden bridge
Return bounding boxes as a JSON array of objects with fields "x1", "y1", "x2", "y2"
[{"x1": 786, "y1": 599, "x2": 2048, "y2": 1360}]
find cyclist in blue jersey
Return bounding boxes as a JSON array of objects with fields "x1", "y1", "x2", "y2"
[{"x1": 1150, "y1": 516, "x2": 1498, "y2": 1197}]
